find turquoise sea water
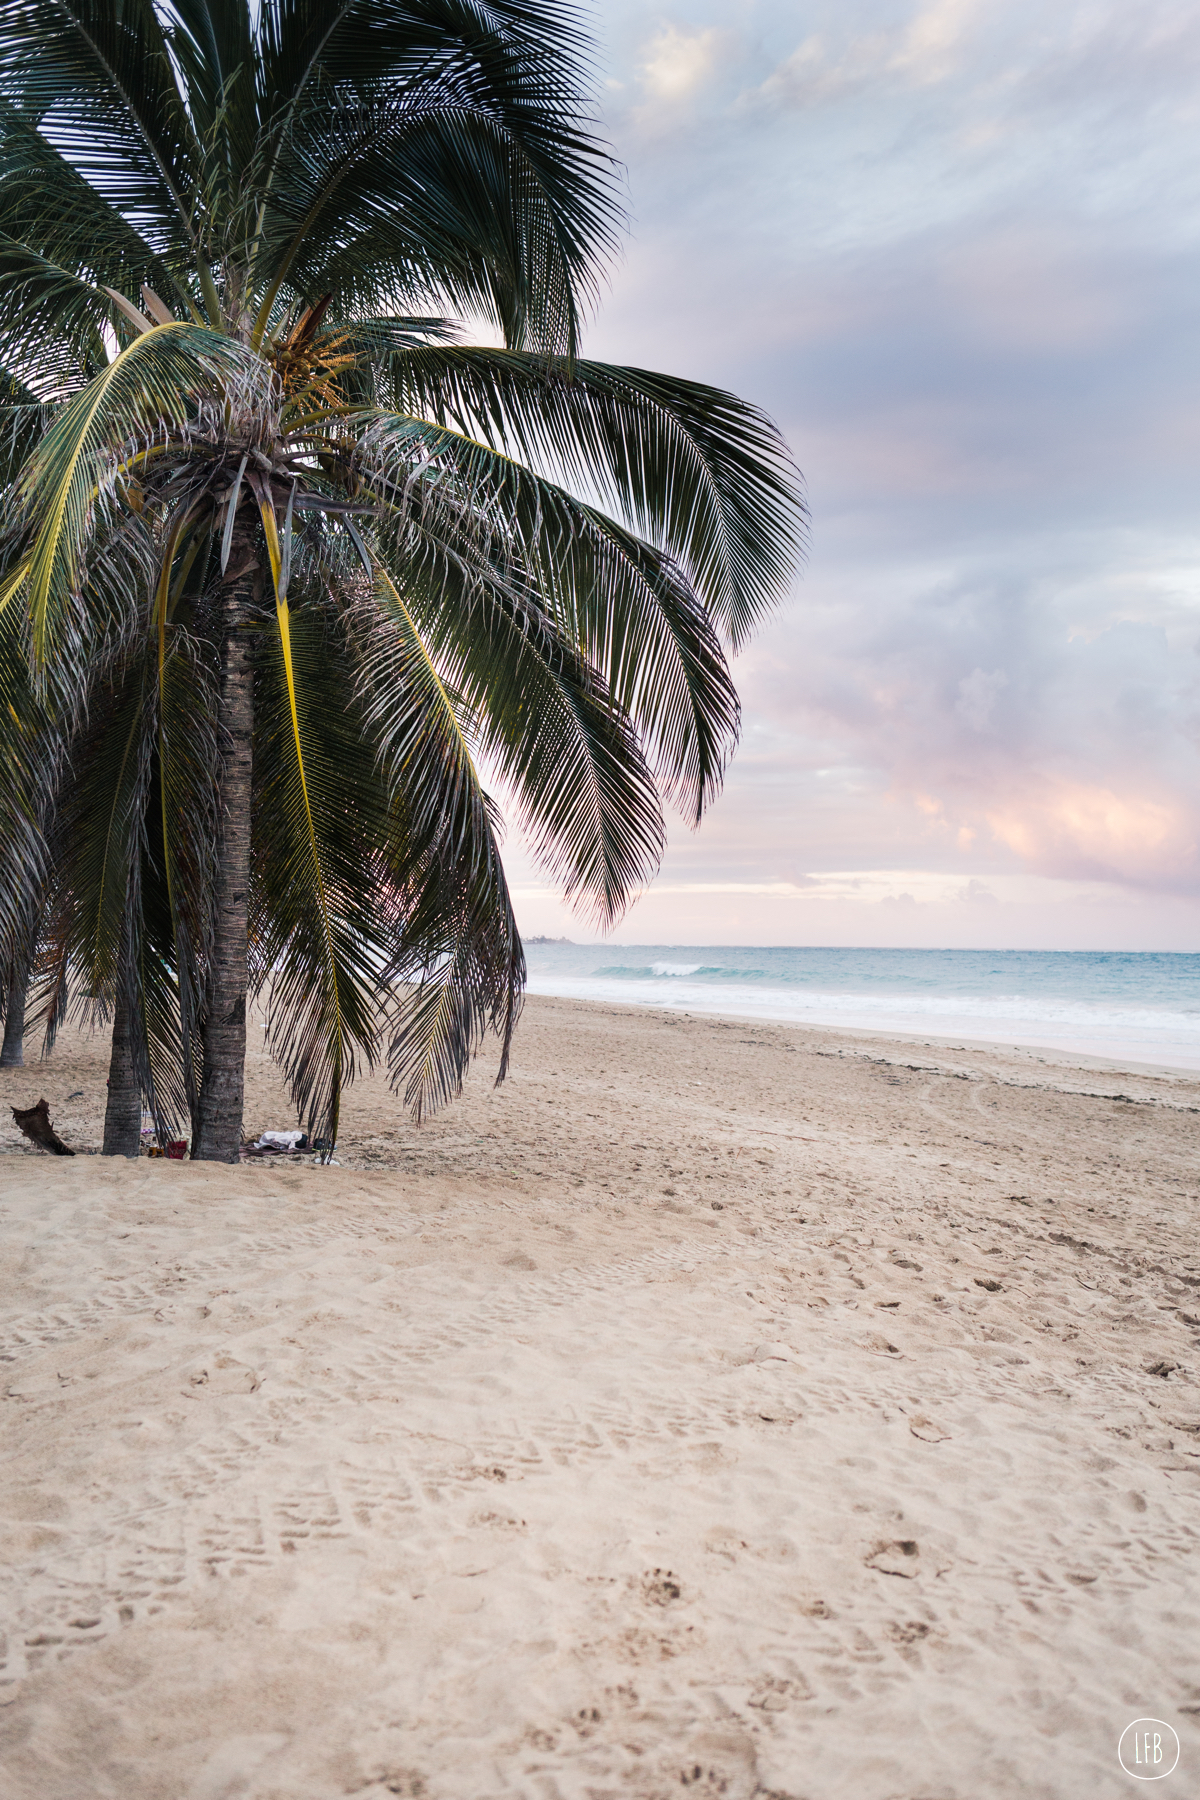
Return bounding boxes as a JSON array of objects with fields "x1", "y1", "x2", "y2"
[{"x1": 523, "y1": 944, "x2": 1200, "y2": 1070}]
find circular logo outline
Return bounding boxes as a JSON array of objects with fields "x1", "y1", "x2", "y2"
[{"x1": 1118, "y1": 1718, "x2": 1181, "y2": 1781}]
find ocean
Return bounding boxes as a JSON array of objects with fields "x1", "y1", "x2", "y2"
[{"x1": 522, "y1": 943, "x2": 1200, "y2": 1071}]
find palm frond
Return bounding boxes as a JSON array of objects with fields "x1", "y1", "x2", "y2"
[
  {"x1": 363, "y1": 500, "x2": 665, "y2": 922},
  {"x1": 0, "y1": 239, "x2": 112, "y2": 394},
  {"x1": 252, "y1": 0, "x2": 620, "y2": 352},
  {"x1": 0, "y1": 0, "x2": 203, "y2": 253},
  {"x1": 0, "y1": 363, "x2": 50, "y2": 481},
  {"x1": 164, "y1": 0, "x2": 259, "y2": 208},
  {"x1": 46, "y1": 652, "x2": 152, "y2": 1001},
  {"x1": 0, "y1": 598, "x2": 58, "y2": 965},
  {"x1": 11, "y1": 322, "x2": 252, "y2": 659},
  {"x1": 333, "y1": 550, "x2": 524, "y2": 1117},
  {"x1": 251, "y1": 583, "x2": 395, "y2": 1142},
  {"x1": 0, "y1": 98, "x2": 192, "y2": 339},
  {"x1": 359, "y1": 411, "x2": 736, "y2": 833},
  {"x1": 383, "y1": 829, "x2": 524, "y2": 1123},
  {"x1": 378, "y1": 348, "x2": 806, "y2": 647}
]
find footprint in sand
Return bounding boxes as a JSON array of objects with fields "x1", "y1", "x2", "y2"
[
  {"x1": 182, "y1": 1356, "x2": 261, "y2": 1395},
  {"x1": 867, "y1": 1539, "x2": 921, "y2": 1578},
  {"x1": 641, "y1": 1568, "x2": 683, "y2": 1606}
]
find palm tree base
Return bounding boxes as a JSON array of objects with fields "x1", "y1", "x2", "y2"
[
  {"x1": 102, "y1": 984, "x2": 142, "y2": 1155},
  {"x1": 191, "y1": 1062, "x2": 246, "y2": 1161}
]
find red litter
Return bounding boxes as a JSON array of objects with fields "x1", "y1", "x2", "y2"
[{"x1": 166, "y1": 1141, "x2": 188, "y2": 1160}]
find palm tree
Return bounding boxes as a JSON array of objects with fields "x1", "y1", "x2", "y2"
[{"x1": 0, "y1": 0, "x2": 804, "y2": 1162}]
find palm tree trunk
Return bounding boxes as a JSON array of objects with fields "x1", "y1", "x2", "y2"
[
  {"x1": 0, "y1": 965, "x2": 26, "y2": 1066},
  {"x1": 192, "y1": 525, "x2": 258, "y2": 1163},
  {"x1": 102, "y1": 982, "x2": 142, "y2": 1155}
]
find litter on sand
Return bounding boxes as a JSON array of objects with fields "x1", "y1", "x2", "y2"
[
  {"x1": 258, "y1": 1130, "x2": 308, "y2": 1151},
  {"x1": 240, "y1": 1129, "x2": 314, "y2": 1159}
]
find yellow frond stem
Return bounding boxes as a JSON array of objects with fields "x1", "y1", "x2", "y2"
[
  {"x1": 258, "y1": 493, "x2": 282, "y2": 590},
  {"x1": 154, "y1": 504, "x2": 201, "y2": 692},
  {"x1": 23, "y1": 323, "x2": 210, "y2": 662},
  {"x1": 198, "y1": 261, "x2": 223, "y2": 330},
  {"x1": 372, "y1": 561, "x2": 482, "y2": 785},
  {"x1": 169, "y1": 531, "x2": 206, "y2": 607},
  {"x1": 250, "y1": 277, "x2": 284, "y2": 352},
  {"x1": 113, "y1": 443, "x2": 175, "y2": 480},
  {"x1": 0, "y1": 558, "x2": 31, "y2": 615},
  {"x1": 260, "y1": 493, "x2": 344, "y2": 1147}
]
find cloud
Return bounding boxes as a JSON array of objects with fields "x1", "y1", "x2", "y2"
[
  {"x1": 753, "y1": 0, "x2": 979, "y2": 110},
  {"x1": 955, "y1": 668, "x2": 1008, "y2": 732},
  {"x1": 639, "y1": 25, "x2": 720, "y2": 102},
  {"x1": 753, "y1": 34, "x2": 885, "y2": 108},
  {"x1": 986, "y1": 782, "x2": 1193, "y2": 887},
  {"x1": 938, "y1": 230, "x2": 1133, "y2": 356},
  {"x1": 894, "y1": 0, "x2": 977, "y2": 83},
  {"x1": 738, "y1": 586, "x2": 1200, "y2": 897}
]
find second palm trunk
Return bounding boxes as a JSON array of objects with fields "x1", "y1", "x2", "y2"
[{"x1": 191, "y1": 531, "x2": 258, "y2": 1162}]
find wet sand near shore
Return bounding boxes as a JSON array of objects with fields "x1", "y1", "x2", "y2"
[{"x1": 2, "y1": 995, "x2": 1198, "y2": 1798}]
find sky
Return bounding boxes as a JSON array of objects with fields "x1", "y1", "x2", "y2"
[{"x1": 499, "y1": 0, "x2": 1200, "y2": 949}]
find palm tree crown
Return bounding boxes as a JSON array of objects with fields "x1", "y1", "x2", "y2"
[{"x1": 0, "y1": 0, "x2": 805, "y2": 1159}]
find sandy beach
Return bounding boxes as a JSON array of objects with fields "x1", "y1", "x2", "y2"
[{"x1": 2, "y1": 995, "x2": 1198, "y2": 1799}]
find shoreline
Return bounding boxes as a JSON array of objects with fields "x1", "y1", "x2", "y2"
[
  {"x1": 537, "y1": 990, "x2": 1200, "y2": 1084},
  {"x1": 6, "y1": 993, "x2": 1200, "y2": 1170},
  {"x1": 526, "y1": 980, "x2": 1200, "y2": 1080}
]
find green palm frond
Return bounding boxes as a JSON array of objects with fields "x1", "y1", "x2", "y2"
[
  {"x1": 164, "y1": 0, "x2": 259, "y2": 206},
  {"x1": 531, "y1": 503, "x2": 740, "y2": 825},
  {"x1": 251, "y1": 0, "x2": 620, "y2": 353},
  {"x1": 375, "y1": 349, "x2": 806, "y2": 647},
  {"x1": 0, "y1": 596, "x2": 58, "y2": 965},
  {"x1": 0, "y1": 0, "x2": 204, "y2": 250},
  {"x1": 0, "y1": 98, "x2": 191, "y2": 353},
  {"x1": 11, "y1": 322, "x2": 253, "y2": 657},
  {"x1": 359, "y1": 412, "x2": 741, "y2": 825},
  {"x1": 395, "y1": 535, "x2": 666, "y2": 922},
  {"x1": 0, "y1": 363, "x2": 53, "y2": 481},
  {"x1": 0, "y1": 240, "x2": 112, "y2": 393},
  {"x1": 269, "y1": 93, "x2": 592, "y2": 353},
  {"x1": 344, "y1": 555, "x2": 525, "y2": 1117},
  {"x1": 251, "y1": 587, "x2": 397, "y2": 1141},
  {"x1": 350, "y1": 554, "x2": 494, "y2": 878},
  {"x1": 384, "y1": 828, "x2": 524, "y2": 1122},
  {"x1": 45, "y1": 653, "x2": 152, "y2": 1002}
]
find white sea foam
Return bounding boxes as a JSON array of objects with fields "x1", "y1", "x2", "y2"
[{"x1": 523, "y1": 946, "x2": 1200, "y2": 1071}]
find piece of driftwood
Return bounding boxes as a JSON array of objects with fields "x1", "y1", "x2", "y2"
[{"x1": 11, "y1": 1097, "x2": 75, "y2": 1156}]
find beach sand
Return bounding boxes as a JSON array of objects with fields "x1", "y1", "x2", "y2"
[{"x1": 1, "y1": 996, "x2": 1198, "y2": 1799}]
